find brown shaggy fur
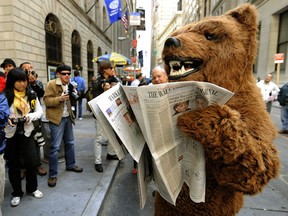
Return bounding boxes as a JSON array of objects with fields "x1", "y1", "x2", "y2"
[{"x1": 156, "y1": 4, "x2": 280, "y2": 216}]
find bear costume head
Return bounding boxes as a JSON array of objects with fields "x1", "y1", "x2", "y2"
[{"x1": 156, "y1": 4, "x2": 280, "y2": 215}]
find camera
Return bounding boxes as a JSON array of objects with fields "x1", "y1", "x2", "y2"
[
  {"x1": 65, "y1": 82, "x2": 79, "y2": 101},
  {"x1": 100, "y1": 76, "x2": 120, "y2": 87},
  {"x1": 34, "y1": 131, "x2": 45, "y2": 146},
  {"x1": 12, "y1": 117, "x2": 26, "y2": 135}
]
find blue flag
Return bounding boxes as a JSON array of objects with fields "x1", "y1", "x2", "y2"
[{"x1": 104, "y1": 0, "x2": 122, "y2": 24}]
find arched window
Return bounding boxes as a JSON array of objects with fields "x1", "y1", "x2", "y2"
[
  {"x1": 71, "y1": 30, "x2": 81, "y2": 70},
  {"x1": 95, "y1": 0, "x2": 100, "y2": 27},
  {"x1": 103, "y1": 6, "x2": 108, "y2": 31},
  {"x1": 97, "y1": 47, "x2": 102, "y2": 57},
  {"x1": 87, "y1": 41, "x2": 94, "y2": 84},
  {"x1": 45, "y1": 14, "x2": 62, "y2": 80},
  {"x1": 87, "y1": 40, "x2": 94, "y2": 72}
]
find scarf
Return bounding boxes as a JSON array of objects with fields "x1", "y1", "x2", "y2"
[{"x1": 13, "y1": 89, "x2": 28, "y2": 116}]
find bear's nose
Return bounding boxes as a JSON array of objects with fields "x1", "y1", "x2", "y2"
[{"x1": 164, "y1": 37, "x2": 181, "y2": 48}]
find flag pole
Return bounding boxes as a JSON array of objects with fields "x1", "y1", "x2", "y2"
[
  {"x1": 86, "y1": 1, "x2": 97, "y2": 14},
  {"x1": 103, "y1": 23, "x2": 112, "y2": 34}
]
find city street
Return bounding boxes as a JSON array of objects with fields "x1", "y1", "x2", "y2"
[{"x1": 99, "y1": 103, "x2": 288, "y2": 216}]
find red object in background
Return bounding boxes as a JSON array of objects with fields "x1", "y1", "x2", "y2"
[
  {"x1": 132, "y1": 40, "x2": 137, "y2": 48},
  {"x1": 0, "y1": 74, "x2": 6, "y2": 93},
  {"x1": 132, "y1": 57, "x2": 137, "y2": 63},
  {"x1": 123, "y1": 66, "x2": 141, "y2": 72}
]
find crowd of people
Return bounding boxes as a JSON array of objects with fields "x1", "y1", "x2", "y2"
[
  {"x1": 1, "y1": 56, "x2": 287, "y2": 214},
  {"x1": 0, "y1": 58, "x2": 168, "y2": 212},
  {"x1": 0, "y1": 59, "x2": 89, "y2": 211}
]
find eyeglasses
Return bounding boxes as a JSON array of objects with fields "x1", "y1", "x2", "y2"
[
  {"x1": 60, "y1": 73, "x2": 71, "y2": 76},
  {"x1": 104, "y1": 67, "x2": 113, "y2": 70}
]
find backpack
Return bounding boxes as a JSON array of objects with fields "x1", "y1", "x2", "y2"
[
  {"x1": 85, "y1": 87, "x2": 93, "y2": 112},
  {"x1": 277, "y1": 84, "x2": 288, "y2": 106}
]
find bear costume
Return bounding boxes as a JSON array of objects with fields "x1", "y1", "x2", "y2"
[{"x1": 156, "y1": 3, "x2": 280, "y2": 216}]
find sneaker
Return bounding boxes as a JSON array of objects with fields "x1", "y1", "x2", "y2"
[
  {"x1": 31, "y1": 190, "x2": 43, "y2": 199},
  {"x1": 95, "y1": 164, "x2": 103, "y2": 173},
  {"x1": 11, "y1": 197, "x2": 21, "y2": 207},
  {"x1": 79, "y1": 117, "x2": 83, "y2": 120},
  {"x1": 48, "y1": 177, "x2": 57, "y2": 187},
  {"x1": 66, "y1": 166, "x2": 83, "y2": 173},
  {"x1": 106, "y1": 154, "x2": 119, "y2": 160}
]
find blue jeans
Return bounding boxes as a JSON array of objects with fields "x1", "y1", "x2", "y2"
[
  {"x1": 49, "y1": 117, "x2": 76, "y2": 177},
  {"x1": 78, "y1": 98, "x2": 83, "y2": 118},
  {"x1": 281, "y1": 105, "x2": 288, "y2": 130}
]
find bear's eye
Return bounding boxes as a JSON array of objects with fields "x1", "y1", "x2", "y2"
[{"x1": 204, "y1": 32, "x2": 217, "y2": 41}]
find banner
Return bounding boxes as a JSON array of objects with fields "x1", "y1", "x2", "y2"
[{"x1": 104, "y1": 0, "x2": 122, "y2": 24}]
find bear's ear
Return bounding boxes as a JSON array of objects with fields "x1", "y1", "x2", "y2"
[{"x1": 225, "y1": 3, "x2": 257, "y2": 29}]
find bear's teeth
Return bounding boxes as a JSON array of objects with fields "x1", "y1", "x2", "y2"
[{"x1": 170, "y1": 65, "x2": 195, "y2": 76}]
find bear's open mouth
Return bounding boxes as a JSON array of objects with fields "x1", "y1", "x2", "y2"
[{"x1": 164, "y1": 57, "x2": 203, "y2": 80}]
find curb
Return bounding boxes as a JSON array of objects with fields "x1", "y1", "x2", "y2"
[{"x1": 81, "y1": 160, "x2": 119, "y2": 216}]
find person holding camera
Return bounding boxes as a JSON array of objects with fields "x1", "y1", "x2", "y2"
[
  {"x1": 43, "y1": 64, "x2": 83, "y2": 188},
  {"x1": 4, "y1": 68, "x2": 43, "y2": 207},
  {"x1": 20, "y1": 61, "x2": 47, "y2": 177},
  {"x1": 92, "y1": 61, "x2": 119, "y2": 173}
]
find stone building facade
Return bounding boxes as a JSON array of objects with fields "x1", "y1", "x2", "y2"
[
  {"x1": 153, "y1": 0, "x2": 288, "y2": 84},
  {"x1": 0, "y1": 0, "x2": 115, "y2": 85}
]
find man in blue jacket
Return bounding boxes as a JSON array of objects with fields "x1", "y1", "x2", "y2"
[{"x1": 71, "y1": 70, "x2": 86, "y2": 120}]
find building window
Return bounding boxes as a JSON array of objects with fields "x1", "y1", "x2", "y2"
[
  {"x1": 71, "y1": 30, "x2": 81, "y2": 70},
  {"x1": 45, "y1": 14, "x2": 62, "y2": 65},
  {"x1": 177, "y1": 0, "x2": 182, "y2": 11},
  {"x1": 87, "y1": 40, "x2": 94, "y2": 72},
  {"x1": 95, "y1": 0, "x2": 100, "y2": 26},
  {"x1": 278, "y1": 10, "x2": 288, "y2": 71},
  {"x1": 97, "y1": 47, "x2": 102, "y2": 57}
]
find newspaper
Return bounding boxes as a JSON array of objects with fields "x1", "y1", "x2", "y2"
[
  {"x1": 88, "y1": 83, "x2": 146, "y2": 162},
  {"x1": 89, "y1": 81, "x2": 234, "y2": 206},
  {"x1": 88, "y1": 94, "x2": 129, "y2": 160}
]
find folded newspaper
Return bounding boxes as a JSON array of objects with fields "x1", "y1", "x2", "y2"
[{"x1": 88, "y1": 81, "x2": 234, "y2": 208}]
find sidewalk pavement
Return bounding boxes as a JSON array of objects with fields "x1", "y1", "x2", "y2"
[{"x1": 2, "y1": 110, "x2": 119, "y2": 216}]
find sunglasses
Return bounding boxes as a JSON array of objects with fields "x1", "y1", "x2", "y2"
[{"x1": 60, "y1": 73, "x2": 71, "y2": 76}]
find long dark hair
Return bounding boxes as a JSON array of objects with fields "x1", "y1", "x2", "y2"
[{"x1": 4, "y1": 67, "x2": 31, "y2": 107}]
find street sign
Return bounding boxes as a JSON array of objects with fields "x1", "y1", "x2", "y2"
[
  {"x1": 275, "y1": 53, "x2": 284, "y2": 85},
  {"x1": 129, "y1": 12, "x2": 140, "y2": 26},
  {"x1": 274, "y1": 53, "x2": 284, "y2": 64}
]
